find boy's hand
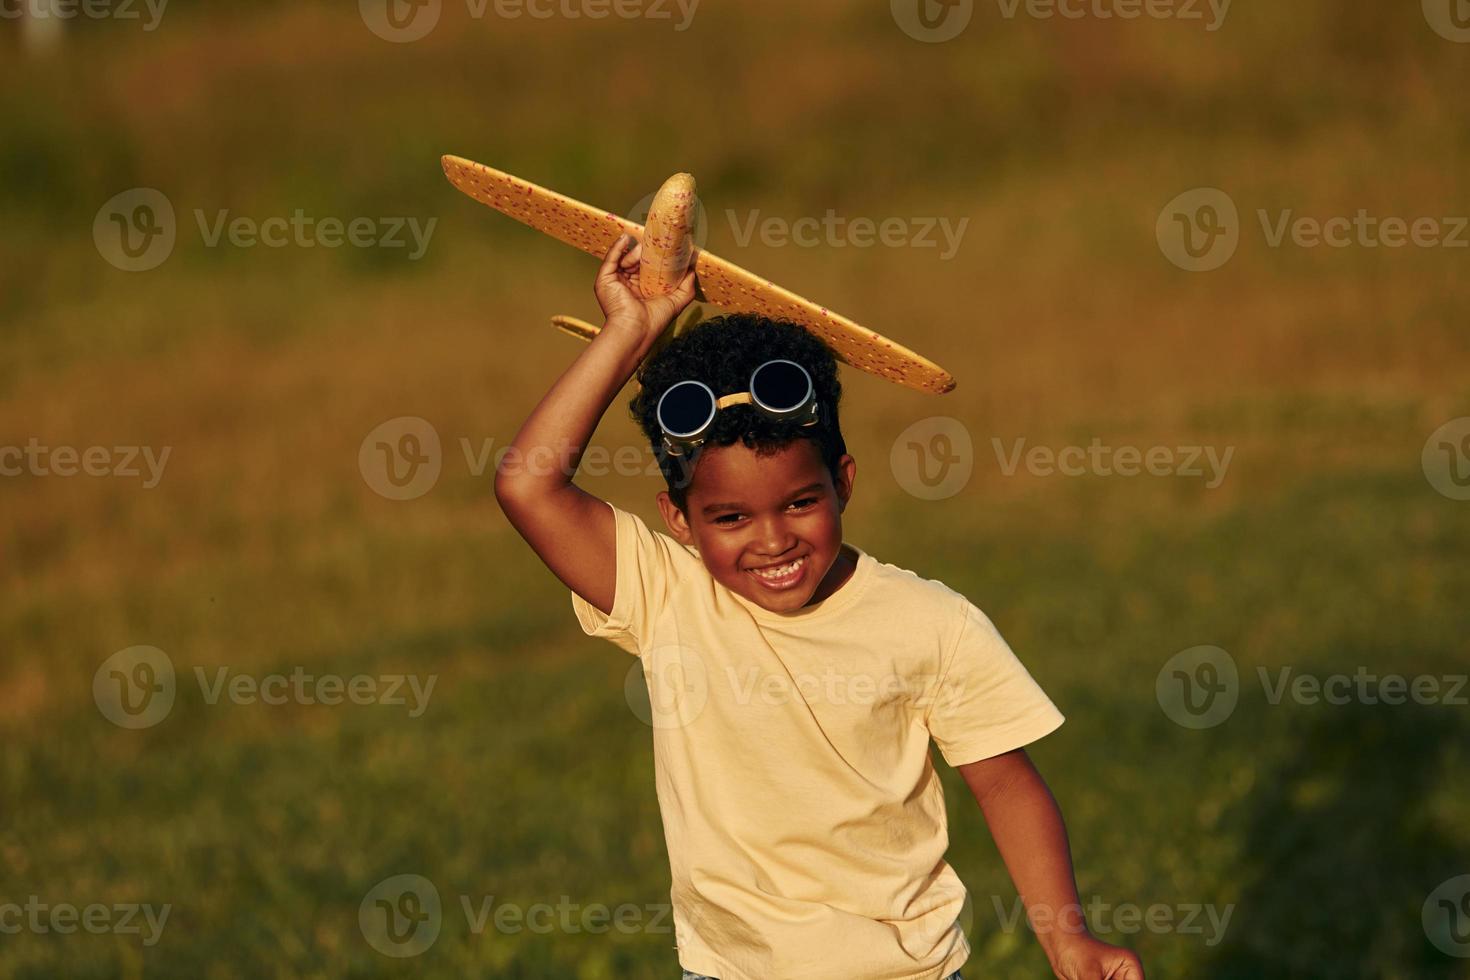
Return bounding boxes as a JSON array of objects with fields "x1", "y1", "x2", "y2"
[
  {"x1": 594, "y1": 233, "x2": 698, "y2": 348},
  {"x1": 1049, "y1": 934, "x2": 1144, "y2": 980}
]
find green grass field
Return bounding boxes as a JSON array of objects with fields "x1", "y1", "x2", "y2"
[{"x1": 2, "y1": 2, "x2": 1469, "y2": 976}]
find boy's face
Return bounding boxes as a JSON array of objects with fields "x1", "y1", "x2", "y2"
[{"x1": 657, "y1": 439, "x2": 857, "y2": 614}]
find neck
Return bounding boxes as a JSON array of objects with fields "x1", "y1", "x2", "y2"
[{"x1": 805, "y1": 545, "x2": 857, "y2": 606}]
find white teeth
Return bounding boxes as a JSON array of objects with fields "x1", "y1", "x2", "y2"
[{"x1": 751, "y1": 557, "x2": 804, "y2": 579}]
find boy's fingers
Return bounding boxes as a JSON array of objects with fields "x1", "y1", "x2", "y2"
[
  {"x1": 621, "y1": 242, "x2": 643, "y2": 269},
  {"x1": 672, "y1": 268, "x2": 698, "y2": 305},
  {"x1": 597, "y1": 233, "x2": 633, "y2": 279},
  {"x1": 1111, "y1": 955, "x2": 1145, "y2": 980}
]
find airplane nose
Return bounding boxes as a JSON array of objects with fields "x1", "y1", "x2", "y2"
[{"x1": 639, "y1": 172, "x2": 697, "y2": 298}]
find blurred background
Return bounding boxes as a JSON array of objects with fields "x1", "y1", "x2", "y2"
[{"x1": 3, "y1": 0, "x2": 1469, "y2": 976}]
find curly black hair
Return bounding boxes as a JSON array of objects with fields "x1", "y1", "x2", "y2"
[{"x1": 630, "y1": 313, "x2": 847, "y2": 513}]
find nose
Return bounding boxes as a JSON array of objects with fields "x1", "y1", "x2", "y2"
[{"x1": 751, "y1": 513, "x2": 798, "y2": 558}]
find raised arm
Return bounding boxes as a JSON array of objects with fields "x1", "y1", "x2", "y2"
[
  {"x1": 493, "y1": 234, "x2": 696, "y2": 616},
  {"x1": 958, "y1": 749, "x2": 1145, "y2": 980}
]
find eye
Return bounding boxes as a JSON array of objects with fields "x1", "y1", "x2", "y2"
[
  {"x1": 789, "y1": 497, "x2": 818, "y2": 510},
  {"x1": 713, "y1": 513, "x2": 743, "y2": 525}
]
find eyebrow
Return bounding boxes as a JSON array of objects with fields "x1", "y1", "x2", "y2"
[{"x1": 701, "y1": 483, "x2": 826, "y2": 516}]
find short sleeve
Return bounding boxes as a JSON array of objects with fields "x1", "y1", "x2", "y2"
[
  {"x1": 570, "y1": 501, "x2": 684, "y2": 657},
  {"x1": 926, "y1": 598, "x2": 1065, "y2": 767}
]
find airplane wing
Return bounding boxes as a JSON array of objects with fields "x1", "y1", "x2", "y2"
[{"x1": 442, "y1": 155, "x2": 955, "y2": 394}]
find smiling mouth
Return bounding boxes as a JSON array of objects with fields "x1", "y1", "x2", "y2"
[{"x1": 746, "y1": 555, "x2": 808, "y2": 590}]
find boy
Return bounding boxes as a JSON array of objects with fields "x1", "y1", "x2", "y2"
[{"x1": 494, "y1": 234, "x2": 1145, "y2": 980}]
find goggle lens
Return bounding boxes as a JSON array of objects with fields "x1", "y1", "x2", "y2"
[
  {"x1": 658, "y1": 381, "x2": 715, "y2": 437},
  {"x1": 751, "y1": 360, "x2": 812, "y2": 414}
]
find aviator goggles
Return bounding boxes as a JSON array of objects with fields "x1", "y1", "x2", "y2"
[{"x1": 655, "y1": 359, "x2": 820, "y2": 458}]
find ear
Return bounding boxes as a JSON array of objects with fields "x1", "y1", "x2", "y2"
[
  {"x1": 656, "y1": 490, "x2": 696, "y2": 546},
  {"x1": 834, "y1": 454, "x2": 856, "y2": 513}
]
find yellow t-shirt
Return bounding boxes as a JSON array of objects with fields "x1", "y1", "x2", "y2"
[{"x1": 571, "y1": 502, "x2": 1065, "y2": 980}]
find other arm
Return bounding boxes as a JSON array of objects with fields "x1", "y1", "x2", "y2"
[{"x1": 958, "y1": 749, "x2": 1145, "y2": 980}]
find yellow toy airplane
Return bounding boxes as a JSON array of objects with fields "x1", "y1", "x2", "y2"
[{"x1": 441, "y1": 156, "x2": 956, "y2": 395}]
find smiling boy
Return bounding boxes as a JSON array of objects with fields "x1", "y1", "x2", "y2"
[{"x1": 493, "y1": 234, "x2": 1145, "y2": 980}]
